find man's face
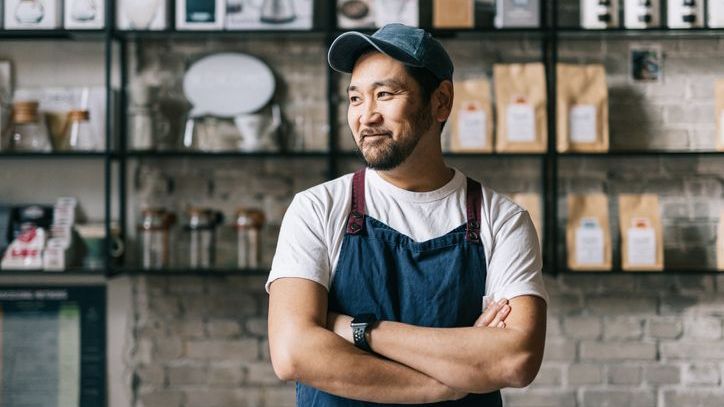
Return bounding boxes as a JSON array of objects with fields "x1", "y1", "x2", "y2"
[{"x1": 346, "y1": 52, "x2": 434, "y2": 171}]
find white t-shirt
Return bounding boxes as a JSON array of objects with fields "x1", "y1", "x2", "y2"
[{"x1": 265, "y1": 167, "x2": 549, "y2": 307}]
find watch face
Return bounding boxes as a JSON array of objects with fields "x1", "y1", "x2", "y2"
[{"x1": 352, "y1": 313, "x2": 376, "y2": 325}]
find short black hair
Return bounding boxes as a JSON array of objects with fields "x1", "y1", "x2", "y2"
[{"x1": 404, "y1": 65, "x2": 442, "y2": 104}]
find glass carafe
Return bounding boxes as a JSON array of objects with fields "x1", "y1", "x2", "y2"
[
  {"x1": 15, "y1": 0, "x2": 45, "y2": 24},
  {"x1": 65, "y1": 110, "x2": 98, "y2": 151},
  {"x1": 71, "y1": 0, "x2": 97, "y2": 22},
  {"x1": 260, "y1": 0, "x2": 296, "y2": 23},
  {"x1": 5, "y1": 101, "x2": 52, "y2": 152}
]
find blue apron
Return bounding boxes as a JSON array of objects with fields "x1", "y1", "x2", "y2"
[{"x1": 297, "y1": 168, "x2": 503, "y2": 406}]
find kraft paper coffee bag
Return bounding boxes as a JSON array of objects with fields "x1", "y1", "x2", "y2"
[
  {"x1": 494, "y1": 63, "x2": 548, "y2": 153},
  {"x1": 716, "y1": 79, "x2": 724, "y2": 152},
  {"x1": 717, "y1": 209, "x2": 724, "y2": 271},
  {"x1": 510, "y1": 192, "x2": 543, "y2": 248},
  {"x1": 450, "y1": 78, "x2": 494, "y2": 153},
  {"x1": 619, "y1": 194, "x2": 664, "y2": 271},
  {"x1": 566, "y1": 194, "x2": 612, "y2": 271},
  {"x1": 557, "y1": 64, "x2": 609, "y2": 153},
  {"x1": 433, "y1": 0, "x2": 474, "y2": 28}
]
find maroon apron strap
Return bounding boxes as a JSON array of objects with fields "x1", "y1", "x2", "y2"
[
  {"x1": 465, "y1": 177, "x2": 482, "y2": 243},
  {"x1": 346, "y1": 168, "x2": 367, "y2": 234}
]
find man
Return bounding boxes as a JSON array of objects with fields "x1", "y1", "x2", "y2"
[{"x1": 266, "y1": 23, "x2": 548, "y2": 406}]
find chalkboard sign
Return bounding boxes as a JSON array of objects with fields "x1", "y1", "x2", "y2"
[{"x1": 0, "y1": 286, "x2": 105, "y2": 407}]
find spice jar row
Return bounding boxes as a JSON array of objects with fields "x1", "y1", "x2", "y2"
[{"x1": 137, "y1": 206, "x2": 266, "y2": 271}]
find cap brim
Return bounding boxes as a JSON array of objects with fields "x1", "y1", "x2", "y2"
[{"x1": 327, "y1": 31, "x2": 424, "y2": 75}]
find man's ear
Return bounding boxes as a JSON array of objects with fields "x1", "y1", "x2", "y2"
[{"x1": 432, "y1": 80, "x2": 454, "y2": 124}]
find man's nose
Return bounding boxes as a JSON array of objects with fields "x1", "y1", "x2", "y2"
[{"x1": 360, "y1": 101, "x2": 382, "y2": 126}]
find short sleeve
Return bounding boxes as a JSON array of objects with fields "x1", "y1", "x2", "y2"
[
  {"x1": 265, "y1": 193, "x2": 331, "y2": 294},
  {"x1": 485, "y1": 210, "x2": 549, "y2": 305}
]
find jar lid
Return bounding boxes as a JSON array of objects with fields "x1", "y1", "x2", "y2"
[
  {"x1": 236, "y1": 208, "x2": 265, "y2": 228},
  {"x1": 139, "y1": 208, "x2": 176, "y2": 229},
  {"x1": 68, "y1": 109, "x2": 90, "y2": 122}
]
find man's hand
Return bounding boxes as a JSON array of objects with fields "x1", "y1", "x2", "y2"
[{"x1": 474, "y1": 298, "x2": 511, "y2": 328}]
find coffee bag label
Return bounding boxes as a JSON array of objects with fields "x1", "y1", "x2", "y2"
[
  {"x1": 458, "y1": 103, "x2": 488, "y2": 148},
  {"x1": 575, "y1": 217, "x2": 605, "y2": 265},
  {"x1": 627, "y1": 217, "x2": 656, "y2": 266},
  {"x1": 507, "y1": 102, "x2": 536, "y2": 142},
  {"x1": 569, "y1": 104, "x2": 597, "y2": 143}
]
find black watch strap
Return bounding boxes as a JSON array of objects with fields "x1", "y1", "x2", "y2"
[{"x1": 351, "y1": 313, "x2": 377, "y2": 352}]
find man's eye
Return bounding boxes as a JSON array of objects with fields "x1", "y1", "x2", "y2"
[
  {"x1": 349, "y1": 96, "x2": 360, "y2": 102},
  {"x1": 377, "y1": 92, "x2": 391, "y2": 98}
]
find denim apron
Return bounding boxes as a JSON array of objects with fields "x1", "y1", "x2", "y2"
[{"x1": 297, "y1": 168, "x2": 503, "y2": 406}]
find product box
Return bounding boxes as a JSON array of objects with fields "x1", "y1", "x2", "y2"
[
  {"x1": 708, "y1": 0, "x2": 724, "y2": 27},
  {"x1": 4, "y1": 0, "x2": 62, "y2": 29},
  {"x1": 117, "y1": 0, "x2": 168, "y2": 30},
  {"x1": 667, "y1": 0, "x2": 704, "y2": 28},
  {"x1": 580, "y1": 0, "x2": 619, "y2": 29},
  {"x1": 64, "y1": 0, "x2": 105, "y2": 29},
  {"x1": 494, "y1": 0, "x2": 540, "y2": 28},
  {"x1": 176, "y1": 0, "x2": 224, "y2": 30},
  {"x1": 337, "y1": 0, "x2": 375, "y2": 28},
  {"x1": 374, "y1": 0, "x2": 418, "y2": 27},
  {"x1": 623, "y1": 0, "x2": 660, "y2": 28},
  {"x1": 226, "y1": 0, "x2": 313, "y2": 30},
  {"x1": 433, "y1": 0, "x2": 474, "y2": 28}
]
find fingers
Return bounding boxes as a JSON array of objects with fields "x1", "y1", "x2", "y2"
[
  {"x1": 490, "y1": 304, "x2": 511, "y2": 328},
  {"x1": 475, "y1": 298, "x2": 509, "y2": 327}
]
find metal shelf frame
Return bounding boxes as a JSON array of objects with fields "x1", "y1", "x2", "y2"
[{"x1": 0, "y1": 0, "x2": 722, "y2": 278}]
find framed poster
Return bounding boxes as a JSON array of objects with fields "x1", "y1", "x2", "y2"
[{"x1": 0, "y1": 286, "x2": 105, "y2": 407}]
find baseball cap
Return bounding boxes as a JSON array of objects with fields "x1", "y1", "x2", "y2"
[{"x1": 327, "y1": 23, "x2": 454, "y2": 81}]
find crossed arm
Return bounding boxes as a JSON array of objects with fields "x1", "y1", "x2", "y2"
[{"x1": 268, "y1": 277, "x2": 547, "y2": 403}]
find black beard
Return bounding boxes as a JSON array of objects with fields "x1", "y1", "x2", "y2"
[{"x1": 354, "y1": 105, "x2": 433, "y2": 171}]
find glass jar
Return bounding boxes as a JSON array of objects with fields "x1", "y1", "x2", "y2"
[
  {"x1": 5, "y1": 101, "x2": 52, "y2": 152},
  {"x1": 137, "y1": 208, "x2": 176, "y2": 270},
  {"x1": 182, "y1": 208, "x2": 224, "y2": 269},
  {"x1": 236, "y1": 208, "x2": 265, "y2": 269},
  {"x1": 128, "y1": 83, "x2": 169, "y2": 151},
  {"x1": 15, "y1": 0, "x2": 45, "y2": 24},
  {"x1": 65, "y1": 109, "x2": 98, "y2": 151}
]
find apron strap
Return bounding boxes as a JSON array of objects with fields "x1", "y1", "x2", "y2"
[
  {"x1": 346, "y1": 168, "x2": 367, "y2": 234},
  {"x1": 465, "y1": 177, "x2": 482, "y2": 243}
]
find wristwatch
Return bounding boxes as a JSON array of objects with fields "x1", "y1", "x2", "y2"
[{"x1": 351, "y1": 313, "x2": 377, "y2": 352}]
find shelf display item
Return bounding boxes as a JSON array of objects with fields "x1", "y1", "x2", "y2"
[
  {"x1": 14, "y1": 87, "x2": 106, "y2": 151},
  {"x1": 4, "y1": 0, "x2": 62, "y2": 29},
  {"x1": 182, "y1": 208, "x2": 223, "y2": 269},
  {"x1": 128, "y1": 83, "x2": 169, "y2": 151},
  {"x1": 509, "y1": 193, "x2": 543, "y2": 249},
  {"x1": 0, "y1": 225, "x2": 46, "y2": 269},
  {"x1": 64, "y1": 0, "x2": 105, "y2": 29},
  {"x1": 43, "y1": 197, "x2": 78, "y2": 271},
  {"x1": 64, "y1": 110, "x2": 99, "y2": 151},
  {"x1": 718, "y1": 209, "x2": 724, "y2": 270},
  {"x1": 374, "y1": 0, "x2": 418, "y2": 27},
  {"x1": 138, "y1": 208, "x2": 176, "y2": 270},
  {"x1": 624, "y1": 0, "x2": 660, "y2": 28},
  {"x1": 716, "y1": 79, "x2": 724, "y2": 151},
  {"x1": 581, "y1": 0, "x2": 620, "y2": 28},
  {"x1": 0, "y1": 61, "x2": 12, "y2": 150},
  {"x1": 566, "y1": 194, "x2": 612, "y2": 271},
  {"x1": 337, "y1": 0, "x2": 375, "y2": 28},
  {"x1": 556, "y1": 63, "x2": 609, "y2": 153},
  {"x1": 619, "y1": 194, "x2": 663, "y2": 271},
  {"x1": 226, "y1": 0, "x2": 313, "y2": 30},
  {"x1": 709, "y1": 0, "x2": 724, "y2": 27},
  {"x1": 667, "y1": 0, "x2": 704, "y2": 27},
  {"x1": 493, "y1": 63, "x2": 547, "y2": 153},
  {"x1": 433, "y1": 0, "x2": 474, "y2": 28},
  {"x1": 494, "y1": 0, "x2": 540, "y2": 28},
  {"x1": 4, "y1": 101, "x2": 53, "y2": 152},
  {"x1": 176, "y1": 0, "x2": 224, "y2": 30},
  {"x1": 117, "y1": 0, "x2": 168, "y2": 30},
  {"x1": 449, "y1": 77, "x2": 493, "y2": 153},
  {"x1": 236, "y1": 208, "x2": 265, "y2": 269},
  {"x1": 234, "y1": 104, "x2": 282, "y2": 152}
]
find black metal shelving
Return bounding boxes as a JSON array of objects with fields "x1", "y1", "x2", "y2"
[{"x1": 1, "y1": 0, "x2": 723, "y2": 278}]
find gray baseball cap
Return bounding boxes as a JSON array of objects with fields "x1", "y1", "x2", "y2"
[{"x1": 327, "y1": 23, "x2": 454, "y2": 81}]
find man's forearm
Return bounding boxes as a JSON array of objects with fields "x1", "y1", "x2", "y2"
[{"x1": 276, "y1": 324, "x2": 464, "y2": 404}]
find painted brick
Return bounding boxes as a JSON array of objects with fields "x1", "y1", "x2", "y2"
[{"x1": 580, "y1": 341, "x2": 657, "y2": 361}]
